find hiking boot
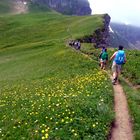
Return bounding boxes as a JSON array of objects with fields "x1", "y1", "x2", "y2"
[
  {"x1": 112, "y1": 77, "x2": 117, "y2": 85},
  {"x1": 112, "y1": 79, "x2": 116, "y2": 85}
]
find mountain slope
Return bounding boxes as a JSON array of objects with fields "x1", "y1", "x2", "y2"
[
  {"x1": 0, "y1": 12, "x2": 114, "y2": 139},
  {"x1": 110, "y1": 23, "x2": 140, "y2": 50},
  {"x1": 31, "y1": 0, "x2": 91, "y2": 15},
  {"x1": 0, "y1": 0, "x2": 13, "y2": 14},
  {"x1": 0, "y1": 0, "x2": 91, "y2": 15}
]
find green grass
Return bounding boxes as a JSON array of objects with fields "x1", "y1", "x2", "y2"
[
  {"x1": 0, "y1": 12, "x2": 114, "y2": 139},
  {"x1": 121, "y1": 80, "x2": 140, "y2": 140},
  {"x1": 79, "y1": 33, "x2": 140, "y2": 140},
  {"x1": 80, "y1": 43, "x2": 96, "y2": 54},
  {"x1": 120, "y1": 50, "x2": 140, "y2": 140},
  {"x1": 81, "y1": 44, "x2": 140, "y2": 139},
  {"x1": 103, "y1": 48, "x2": 140, "y2": 85},
  {"x1": 80, "y1": 43, "x2": 101, "y2": 60},
  {"x1": 0, "y1": 0, "x2": 52, "y2": 15},
  {"x1": 122, "y1": 50, "x2": 140, "y2": 85},
  {"x1": 28, "y1": 2, "x2": 52, "y2": 13},
  {"x1": 0, "y1": 0, "x2": 12, "y2": 14}
]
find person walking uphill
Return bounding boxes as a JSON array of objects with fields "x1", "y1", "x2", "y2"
[
  {"x1": 100, "y1": 48, "x2": 108, "y2": 70},
  {"x1": 110, "y1": 45, "x2": 126, "y2": 85}
]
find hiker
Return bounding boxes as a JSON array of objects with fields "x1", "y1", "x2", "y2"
[
  {"x1": 100, "y1": 48, "x2": 108, "y2": 69},
  {"x1": 77, "y1": 41, "x2": 81, "y2": 50},
  {"x1": 110, "y1": 45, "x2": 126, "y2": 85},
  {"x1": 74, "y1": 41, "x2": 78, "y2": 48},
  {"x1": 99, "y1": 46, "x2": 105, "y2": 59}
]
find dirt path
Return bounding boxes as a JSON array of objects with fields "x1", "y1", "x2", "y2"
[{"x1": 110, "y1": 80, "x2": 133, "y2": 140}]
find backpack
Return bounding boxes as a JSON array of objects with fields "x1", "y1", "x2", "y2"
[
  {"x1": 99, "y1": 52, "x2": 102, "y2": 59},
  {"x1": 99, "y1": 48, "x2": 105, "y2": 59},
  {"x1": 101, "y1": 52, "x2": 108, "y2": 60},
  {"x1": 114, "y1": 50, "x2": 125, "y2": 65}
]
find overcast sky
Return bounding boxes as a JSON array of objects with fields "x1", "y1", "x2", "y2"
[{"x1": 88, "y1": 0, "x2": 140, "y2": 26}]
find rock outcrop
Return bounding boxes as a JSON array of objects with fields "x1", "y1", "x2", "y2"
[
  {"x1": 31, "y1": 0, "x2": 91, "y2": 15},
  {"x1": 78, "y1": 14, "x2": 111, "y2": 48},
  {"x1": 93, "y1": 14, "x2": 110, "y2": 48}
]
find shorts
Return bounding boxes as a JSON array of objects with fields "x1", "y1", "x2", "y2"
[
  {"x1": 112, "y1": 62, "x2": 122, "y2": 73},
  {"x1": 100, "y1": 59, "x2": 107, "y2": 63}
]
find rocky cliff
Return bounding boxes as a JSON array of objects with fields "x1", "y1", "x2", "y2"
[
  {"x1": 77, "y1": 14, "x2": 111, "y2": 48},
  {"x1": 93, "y1": 14, "x2": 110, "y2": 48},
  {"x1": 31, "y1": 0, "x2": 91, "y2": 15}
]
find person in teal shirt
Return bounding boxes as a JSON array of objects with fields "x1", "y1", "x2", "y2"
[{"x1": 100, "y1": 48, "x2": 108, "y2": 70}]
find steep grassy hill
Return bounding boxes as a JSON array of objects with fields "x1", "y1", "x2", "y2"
[
  {"x1": 0, "y1": 0, "x2": 13, "y2": 14},
  {"x1": 0, "y1": 12, "x2": 114, "y2": 139},
  {"x1": 0, "y1": 0, "x2": 51, "y2": 15},
  {"x1": 28, "y1": 2, "x2": 52, "y2": 12}
]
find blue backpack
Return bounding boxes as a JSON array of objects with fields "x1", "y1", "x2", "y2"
[{"x1": 114, "y1": 50, "x2": 125, "y2": 65}]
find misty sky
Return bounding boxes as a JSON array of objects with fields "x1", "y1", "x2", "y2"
[{"x1": 88, "y1": 0, "x2": 140, "y2": 26}]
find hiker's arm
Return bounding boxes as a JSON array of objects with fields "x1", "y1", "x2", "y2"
[{"x1": 110, "y1": 52, "x2": 116, "y2": 61}]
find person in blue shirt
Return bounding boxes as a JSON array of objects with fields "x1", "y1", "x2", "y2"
[{"x1": 110, "y1": 45, "x2": 126, "y2": 85}]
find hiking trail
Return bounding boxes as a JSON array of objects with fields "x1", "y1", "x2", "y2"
[
  {"x1": 110, "y1": 76, "x2": 133, "y2": 140},
  {"x1": 80, "y1": 50, "x2": 134, "y2": 140},
  {"x1": 67, "y1": 41, "x2": 134, "y2": 140},
  {"x1": 80, "y1": 52, "x2": 134, "y2": 140}
]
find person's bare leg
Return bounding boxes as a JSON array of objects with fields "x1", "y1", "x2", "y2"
[
  {"x1": 116, "y1": 72, "x2": 119, "y2": 84},
  {"x1": 101, "y1": 62, "x2": 103, "y2": 69},
  {"x1": 112, "y1": 64, "x2": 117, "y2": 84},
  {"x1": 113, "y1": 71, "x2": 117, "y2": 79},
  {"x1": 112, "y1": 70, "x2": 118, "y2": 84},
  {"x1": 103, "y1": 62, "x2": 107, "y2": 70},
  {"x1": 116, "y1": 69, "x2": 121, "y2": 84},
  {"x1": 103, "y1": 64, "x2": 106, "y2": 70}
]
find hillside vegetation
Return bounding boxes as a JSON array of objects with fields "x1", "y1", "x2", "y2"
[
  {"x1": 123, "y1": 50, "x2": 140, "y2": 85},
  {"x1": 80, "y1": 44, "x2": 140, "y2": 86},
  {"x1": 0, "y1": 12, "x2": 114, "y2": 139},
  {"x1": 118, "y1": 51, "x2": 140, "y2": 140},
  {"x1": 0, "y1": 0, "x2": 12, "y2": 14},
  {"x1": 122, "y1": 81, "x2": 140, "y2": 140},
  {"x1": 31, "y1": 0, "x2": 91, "y2": 15},
  {"x1": 0, "y1": 0, "x2": 51, "y2": 15}
]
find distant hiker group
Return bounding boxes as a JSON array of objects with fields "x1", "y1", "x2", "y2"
[
  {"x1": 69, "y1": 40, "x2": 81, "y2": 50},
  {"x1": 99, "y1": 45, "x2": 126, "y2": 85}
]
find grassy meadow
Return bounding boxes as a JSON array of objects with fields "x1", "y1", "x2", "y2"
[
  {"x1": 0, "y1": 12, "x2": 114, "y2": 139},
  {"x1": 122, "y1": 50, "x2": 140, "y2": 85},
  {"x1": 0, "y1": 0, "x2": 12, "y2": 14}
]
